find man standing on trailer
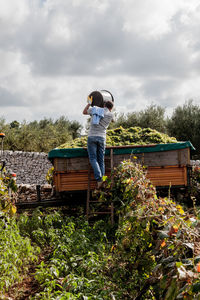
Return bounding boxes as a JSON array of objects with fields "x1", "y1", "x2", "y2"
[{"x1": 83, "y1": 91, "x2": 114, "y2": 188}]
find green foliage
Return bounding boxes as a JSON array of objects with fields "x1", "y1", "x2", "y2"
[
  {"x1": 0, "y1": 116, "x2": 82, "y2": 152},
  {"x1": 0, "y1": 166, "x2": 38, "y2": 295},
  {"x1": 95, "y1": 160, "x2": 200, "y2": 299},
  {"x1": 18, "y1": 210, "x2": 115, "y2": 299},
  {"x1": 2, "y1": 161, "x2": 200, "y2": 298},
  {"x1": 46, "y1": 167, "x2": 54, "y2": 185},
  {"x1": 0, "y1": 215, "x2": 39, "y2": 293},
  {"x1": 112, "y1": 103, "x2": 167, "y2": 133},
  {"x1": 0, "y1": 166, "x2": 17, "y2": 216},
  {"x1": 189, "y1": 166, "x2": 200, "y2": 204},
  {"x1": 107, "y1": 100, "x2": 200, "y2": 154},
  {"x1": 58, "y1": 126, "x2": 177, "y2": 148},
  {"x1": 167, "y1": 100, "x2": 200, "y2": 153},
  {"x1": 1, "y1": 191, "x2": 200, "y2": 299},
  {"x1": 4, "y1": 161, "x2": 199, "y2": 299}
]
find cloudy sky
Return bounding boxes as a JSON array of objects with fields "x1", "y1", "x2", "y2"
[{"x1": 1, "y1": 0, "x2": 200, "y2": 126}]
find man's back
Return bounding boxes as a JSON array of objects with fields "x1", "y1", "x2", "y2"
[{"x1": 88, "y1": 107, "x2": 113, "y2": 138}]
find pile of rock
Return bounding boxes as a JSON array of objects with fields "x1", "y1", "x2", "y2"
[
  {"x1": 2, "y1": 150, "x2": 52, "y2": 185},
  {"x1": 17, "y1": 184, "x2": 53, "y2": 203},
  {"x1": 191, "y1": 160, "x2": 200, "y2": 166}
]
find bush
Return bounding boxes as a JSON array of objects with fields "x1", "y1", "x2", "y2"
[
  {"x1": 96, "y1": 160, "x2": 200, "y2": 299},
  {"x1": 0, "y1": 166, "x2": 17, "y2": 216},
  {"x1": 0, "y1": 215, "x2": 39, "y2": 293},
  {"x1": 2, "y1": 160, "x2": 200, "y2": 299}
]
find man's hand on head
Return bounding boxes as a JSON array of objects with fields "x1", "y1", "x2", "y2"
[{"x1": 83, "y1": 103, "x2": 91, "y2": 115}]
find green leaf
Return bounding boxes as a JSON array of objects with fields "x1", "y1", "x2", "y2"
[
  {"x1": 192, "y1": 282, "x2": 200, "y2": 293},
  {"x1": 164, "y1": 278, "x2": 178, "y2": 300},
  {"x1": 195, "y1": 255, "x2": 200, "y2": 264},
  {"x1": 176, "y1": 262, "x2": 183, "y2": 268}
]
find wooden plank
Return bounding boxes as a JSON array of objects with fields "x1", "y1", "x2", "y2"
[
  {"x1": 54, "y1": 157, "x2": 88, "y2": 172},
  {"x1": 184, "y1": 166, "x2": 187, "y2": 185},
  {"x1": 113, "y1": 149, "x2": 189, "y2": 168},
  {"x1": 136, "y1": 148, "x2": 189, "y2": 166},
  {"x1": 53, "y1": 148, "x2": 190, "y2": 172},
  {"x1": 178, "y1": 150, "x2": 181, "y2": 165},
  {"x1": 56, "y1": 171, "x2": 110, "y2": 192},
  {"x1": 54, "y1": 165, "x2": 188, "y2": 192},
  {"x1": 146, "y1": 166, "x2": 187, "y2": 187},
  {"x1": 57, "y1": 173, "x2": 61, "y2": 192}
]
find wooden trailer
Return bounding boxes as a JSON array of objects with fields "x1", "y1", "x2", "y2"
[{"x1": 48, "y1": 141, "x2": 195, "y2": 192}]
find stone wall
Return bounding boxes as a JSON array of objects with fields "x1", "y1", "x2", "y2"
[{"x1": 1, "y1": 150, "x2": 53, "y2": 185}]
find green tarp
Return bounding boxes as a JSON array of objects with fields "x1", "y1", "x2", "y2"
[{"x1": 48, "y1": 141, "x2": 195, "y2": 159}]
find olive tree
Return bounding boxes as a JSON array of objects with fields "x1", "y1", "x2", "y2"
[
  {"x1": 167, "y1": 100, "x2": 200, "y2": 152},
  {"x1": 113, "y1": 104, "x2": 167, "y2": 133}
]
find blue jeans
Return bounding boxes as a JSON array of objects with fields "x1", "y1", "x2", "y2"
[{"x1": 87, "y1": 136, "x2": 106, "y2": 181}]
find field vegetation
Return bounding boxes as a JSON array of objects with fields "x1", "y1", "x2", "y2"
[
  {"x1": 1, "y1": 160, "x2": 200, "y2": 299},
  {"x1": 0, "y1": 116, "x2": 82, "y2": 152}
]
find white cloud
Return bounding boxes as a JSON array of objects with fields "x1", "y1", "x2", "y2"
[
  {"x1": 122, "y1": 0, "x2": 200, "y2": 39},
  {"x1": 1, "y1": 0, "x2": 200, "y2": 125}
]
